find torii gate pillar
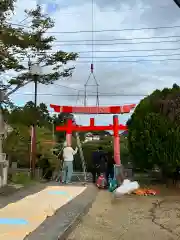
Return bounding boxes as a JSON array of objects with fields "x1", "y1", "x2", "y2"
[
  {"x1": 66, "y1": 117, "x2": 72, "y2": 147},
  {"x1": 113, "y1": 115, "x2": 120, "y2": 165},
  {"x1": 113, "y1": 115, "x2": 124, "y2": 182}
]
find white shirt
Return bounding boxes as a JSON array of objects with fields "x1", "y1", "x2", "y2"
[{"x1": 63, "y1": 147, "x2": 78, "y2": 161}]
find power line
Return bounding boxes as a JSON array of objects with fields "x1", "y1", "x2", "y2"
[
  {"x1": 54, "y1": 35, "x2": 180, "y2": 43},
  {"x1": 9, "y1": 56, "x2": 180, "y2": 64},
  {"x1": 70, "y1": 58, "x2": 180, "y2": 63},
  {"x1": 17, "y1": 16, "x2": 30, "y2": 25},
  {"x1": 45, "y1": 47, "x2": 180, "y2": 54},
  {"x1": 77, "y1": 53, "x2": 180, "y2": 59},
  {"x1": 47, "y1": 25, "x2": 180, "y2": 34},
  {"x1": 74, "y1": 47, "x2": 180, "y2": 54},
  {"x1": 53, "y1": 83, "x2": 116, "y2": 96},
  {"x1": 11, "y1": 93, "x2": 147, "y2": 97},
  {"x1": 20, "y1": 58, "x2": 180, "y2": 63},
  {"x1": 53, "y1": 39, "x2": 180, "y2": 46},
  {"x1": 28, "y1": 53, "x2": 180, "y2": 59},
  {"x1": 53, "y1": 83, "x2": 80, "y2": 92},
  {"x1": 10, "y1": 23, "x2": 180, "y2": 34},
  {"x1": 18, "y1": 50, "x2": 180, "y2": 58},
  {"x1": 15, "y1": 53, "x2": 180, "y2": 61}
]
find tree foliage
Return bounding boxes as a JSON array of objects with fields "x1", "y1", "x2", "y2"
[
  {"x1": 1, "y1": 3, "x2": 78, "y2": 101},
  {"x1": 128, "y1": 84, "x2": 180, "y2": 174},
  {"x1": 3, "y1": 101, "x2": 60, "y2": 168}
]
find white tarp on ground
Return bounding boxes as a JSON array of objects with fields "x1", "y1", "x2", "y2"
[{"x1": 114, "y1": 179, "x2": 139, "y2": 197}]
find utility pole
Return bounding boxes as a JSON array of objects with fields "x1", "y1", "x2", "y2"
[
  {"x1": 0, "y1": 90, "x2": 5, "y2": 187},
  {"x1": 31, "y1": 75, "x2": 38, "y2": 179},
  {"x1": 52, "y1": 120, "x2": 55, "y2": 143},
  {"x1": 29, "y1": 64, "x2": 41, "y2": 179}
]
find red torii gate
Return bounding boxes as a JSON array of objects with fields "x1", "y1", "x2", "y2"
[{"x1": 50, "y1": 104, "x2": 135, "y2": 165}]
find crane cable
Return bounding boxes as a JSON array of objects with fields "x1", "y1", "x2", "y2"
[{"x1": 84, "y1": 0, "x2": 100, "y2": 108}]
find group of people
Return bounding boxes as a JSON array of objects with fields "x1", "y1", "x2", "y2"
[
  {"x1": 56, "y1": 142, "x2": 115, "y2": 185},
  {"x1": 91, "y1": 146, "x2": 115, "y2": 184}
]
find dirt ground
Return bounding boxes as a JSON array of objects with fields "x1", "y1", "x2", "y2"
[{"x1": 67, "y1": 185, "x2": 180, "y2": 240}]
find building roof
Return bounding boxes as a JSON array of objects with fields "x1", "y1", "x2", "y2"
[{"x1": 120, "y1": 130, "x2": 128, "y2": 136}]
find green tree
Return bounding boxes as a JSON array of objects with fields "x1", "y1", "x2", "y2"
[
  {"x1": 0, "y1": 0, "x2": 32, "y2": 89},
  {"x1": 1, "y1": 4, "x2": 78, "y2": 101},
  {"x1": 128, "y1": 84, "x2": 180, "y2": 175},
  {"x1": 6, "y1": 101, "x2": 52, "y2": 127},
  {"x1": 3, "y1": 101, "x2": 58, "y2": 168},
  {"x1": 4, "y1": 124, "x2": 30, "y2": 167}
]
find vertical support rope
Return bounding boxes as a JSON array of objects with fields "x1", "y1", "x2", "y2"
[
  {"x1": 91, "y1": 0, "x2": 100, "y2": 108},
  {"x1": 91, "y1": 0, "x2": 94, "y2": 65},
  {"x1": 83, "y1": 84, "x2": 86, "y2": 105},
  {"x1": 83, "y1": 0, "x2": 100, "y2": 108},
  {"x1": 96, "y1": 85, "x2": 99, "y2": 107}
]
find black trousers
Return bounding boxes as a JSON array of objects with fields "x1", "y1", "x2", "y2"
[
  {"x1": 42, "y1": 167, "x2": 53, "y2": 180},
  {"x1": 91, "y1": 166, "x2": 100, "y2": 183},
  {"x1": 106, "y1": 166, "x2": 114, "y2": 182}
]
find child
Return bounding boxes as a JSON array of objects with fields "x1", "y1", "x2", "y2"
[{"x1": 96, "y1": 173, "x2": 107, "y2": 189}]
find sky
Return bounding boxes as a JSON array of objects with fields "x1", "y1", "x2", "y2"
[{"x1": 6, "y1": 0, "x2": 180, "y2": 126}]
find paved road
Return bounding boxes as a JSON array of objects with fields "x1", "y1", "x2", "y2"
[
  {"x1": 68, "y1": 186, "x2": 180, "y2": 240},
  {"x1": 0, "y1": 183, "x2": 87, "y2": 240}
]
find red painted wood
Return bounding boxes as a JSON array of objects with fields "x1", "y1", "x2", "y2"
[
  {"x1": 56, "y1": 122, "x2": 127, "y2": 132},
  {"x1": 50, "y1": 104, "x2": 135, "y2": 114},
  {"x1": 113, "y1": 115, "x2": 120, "y2": 165}
]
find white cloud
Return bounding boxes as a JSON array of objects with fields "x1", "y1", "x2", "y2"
[{"x1": 7, "y1": 0, "x2": 180, "y2": 126}]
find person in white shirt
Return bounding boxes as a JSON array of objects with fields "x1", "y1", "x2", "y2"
[{"x1": 62, "y1": 142, "x2": 78, "y2": 183}]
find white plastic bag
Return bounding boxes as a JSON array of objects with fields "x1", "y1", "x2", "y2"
[
  {"x1": 122, "y1": 179, "x2": 131, "y2": 185},
  {"x1": 114, "y1": 179, "x2": 139, "y2": 197}
]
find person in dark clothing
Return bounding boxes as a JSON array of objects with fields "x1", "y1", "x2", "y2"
[
  {"x1": 42, "y1": 158, "x2": 53, "y2": 180},
  {"x1": 105, "y1": 151, "x2": 114, "y2": 182},
  {"x1": 91, "y1": 146, "x2": 107, "y2": 183},
  {"x1": 91, "y1": 149, "x2": 100, "y2": 183},
  {"x1": 172, "y1": 166, "x2": 180, "y2": 186},
  {"x1": 99, "y1": 147, "x2": 107, "y2": 174}
]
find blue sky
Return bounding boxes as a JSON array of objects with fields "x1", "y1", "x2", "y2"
[{"x1": 5, "y1": 0, "x2": 180, "y2": 125}]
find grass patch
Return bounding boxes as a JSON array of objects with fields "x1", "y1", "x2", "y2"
[{"x1": 11, "y1": 172, "x2": 37, "y2": 186}]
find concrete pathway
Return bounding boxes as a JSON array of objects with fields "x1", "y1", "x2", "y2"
[
  {"x1": 0, "y1": 184, "x2": 86, "y2": 240},
  {"x1": 68, "y1": 187, "x2": 180, "y2": 240}
]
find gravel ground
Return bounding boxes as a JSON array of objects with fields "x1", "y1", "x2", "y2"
[{"x1": 67, "y1": 185, "x2": 180, "y2": 240}]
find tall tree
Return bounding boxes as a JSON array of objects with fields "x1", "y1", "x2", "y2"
[
  {"x1": 0, "y1": 0, "x2": 31, "y2": 85},
  {"x1": 1, "y1": 4, "x2": 78, "y2": 101}
]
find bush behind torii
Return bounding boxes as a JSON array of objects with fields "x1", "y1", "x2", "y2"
[{"x1": 127, "y1": 84, "x2": 180, "y2": 175}]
